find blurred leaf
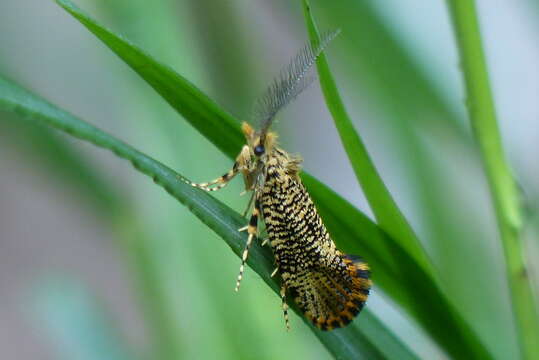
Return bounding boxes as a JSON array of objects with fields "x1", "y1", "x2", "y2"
[
  {"x1": 302, "y1": 0, "x2": 431, "y2": 273},
  {"x1": 0, "y1": 75, "x2": 416, "y2": 360},
  {"x1": 447, "y1": 2, "x2": 539, "y2": 359},
  {"x1": 50, "y1": 2, "x2": 493, "y2": 358},
  {"x1": 116, "y1": 216, "x2": 186, "y2": 360},
  {"x1": 308, "y1": 0, "x2": 468, "y2": 137},
  {"x1": 0, "y1": 115, "x2": 120, "y2": 214},
  {"x1": 33, "y1": 278, "x2": 135, "y2": 360},
  {"x1": 186, "y1": 0, "x2": 259, "y2": 116}
]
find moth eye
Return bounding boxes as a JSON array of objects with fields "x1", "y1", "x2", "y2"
[{"x1": 254, "y1": 145, "x2": 265, "y2": 156}]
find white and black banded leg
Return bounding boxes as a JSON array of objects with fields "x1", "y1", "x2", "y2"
[
  {"x1": 280, "y1": 285, "x2": 290, "y2": 331},
  {"x1": 235, "y1": 199, "x2": 260, "y2": 292},
  {"x1": 186, "y1": 162, "x2": 239, "y2": 192}
]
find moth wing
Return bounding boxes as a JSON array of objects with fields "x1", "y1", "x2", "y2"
[{"x1": 291, "y1": 254, "x2": 371, "y2": 330}]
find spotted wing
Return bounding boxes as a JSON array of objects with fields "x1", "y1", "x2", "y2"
[
  {"x1": 260, "y1": 156, "x2": 371, "y2": 330},
  {"x1": 290, "y1": 255, "x2": 371, "y2": 330}
]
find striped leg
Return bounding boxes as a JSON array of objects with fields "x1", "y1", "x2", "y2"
[
  {"x1": 187, "y1": 162, "x2": 238, "y2": 192},
  {"x1": 235, "y1": 199, "x2": 260, "y2": 292},
  {"x1": 280, "y1": 285, "x2": 290, "y2": 331}
]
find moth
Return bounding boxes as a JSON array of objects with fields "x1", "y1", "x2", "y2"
[{"x1": 188, "y1": 31, "x2": 371, "y2": 331}]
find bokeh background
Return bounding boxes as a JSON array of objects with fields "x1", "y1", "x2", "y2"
[{"x1": 0, "y1": 0, "x2": 538, "y2": 359}]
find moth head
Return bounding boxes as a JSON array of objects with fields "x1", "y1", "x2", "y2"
[{"x1": 241, "y1": 121, "x2": 277, "y2": 158}]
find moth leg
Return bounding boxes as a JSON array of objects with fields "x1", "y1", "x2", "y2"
[
  {"x1": 186, "y1": 162, "x2": 239, "y2": 192},
  {"x1": 271, "y1": 267, "x2": 279, "y2": 277},
  {"x1": 280, "y1": 285, "x2": 291, "y2": 331},
  {"x1": 235, "y1": 199, "x2": 260, "y2": 292},
  {"x1": 189, "y1": 144, "x2": 252, "y2": 192},
  {"x1": 261, "y1": 238, "x2": 269, "y2": 247}
]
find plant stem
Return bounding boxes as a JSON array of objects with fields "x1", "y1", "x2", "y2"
[{"x1": 447, "y1": 1, "x2": 539, "y2": 358}]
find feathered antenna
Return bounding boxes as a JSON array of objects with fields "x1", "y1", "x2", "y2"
[{"x1": 253, "y1": 29, "x2": 341, "y2": 134}]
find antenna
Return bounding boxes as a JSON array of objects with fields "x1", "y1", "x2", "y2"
[{"x1": 253, "y1": 30, "x2": 340, "y2": 134}]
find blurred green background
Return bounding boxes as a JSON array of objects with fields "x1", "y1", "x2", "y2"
[{"x1": 0, "y1": 0, "x2": 538, "y2": 359}]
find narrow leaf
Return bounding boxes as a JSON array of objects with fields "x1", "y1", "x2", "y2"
[
  {"x1": 55, "y1": 0, "x2": 243, "y2": 160},
  {"x1": 301, "y1": 0, "x2": 431, "y2": 274}
]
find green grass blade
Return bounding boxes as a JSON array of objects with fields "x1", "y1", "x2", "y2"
[
  {"x1": 301, "y1": 0, "x2": 431, "y2": 274},
  {"x1": 0, "y1": 75, "x2": 417, "y2": 360},
  {"x1": 55, "y1": 0, "x2": 243, "y2": 160},
  {"x1": 50, "y1": 2, "x2": 494, "y2": 358},
  {"x1": 447, "y1": 2, "x2": 539, "y2": 358}
]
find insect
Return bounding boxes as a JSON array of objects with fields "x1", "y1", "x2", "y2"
[{"x1": 187, "y1": 31, "x2": 371, "y2": 331}]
